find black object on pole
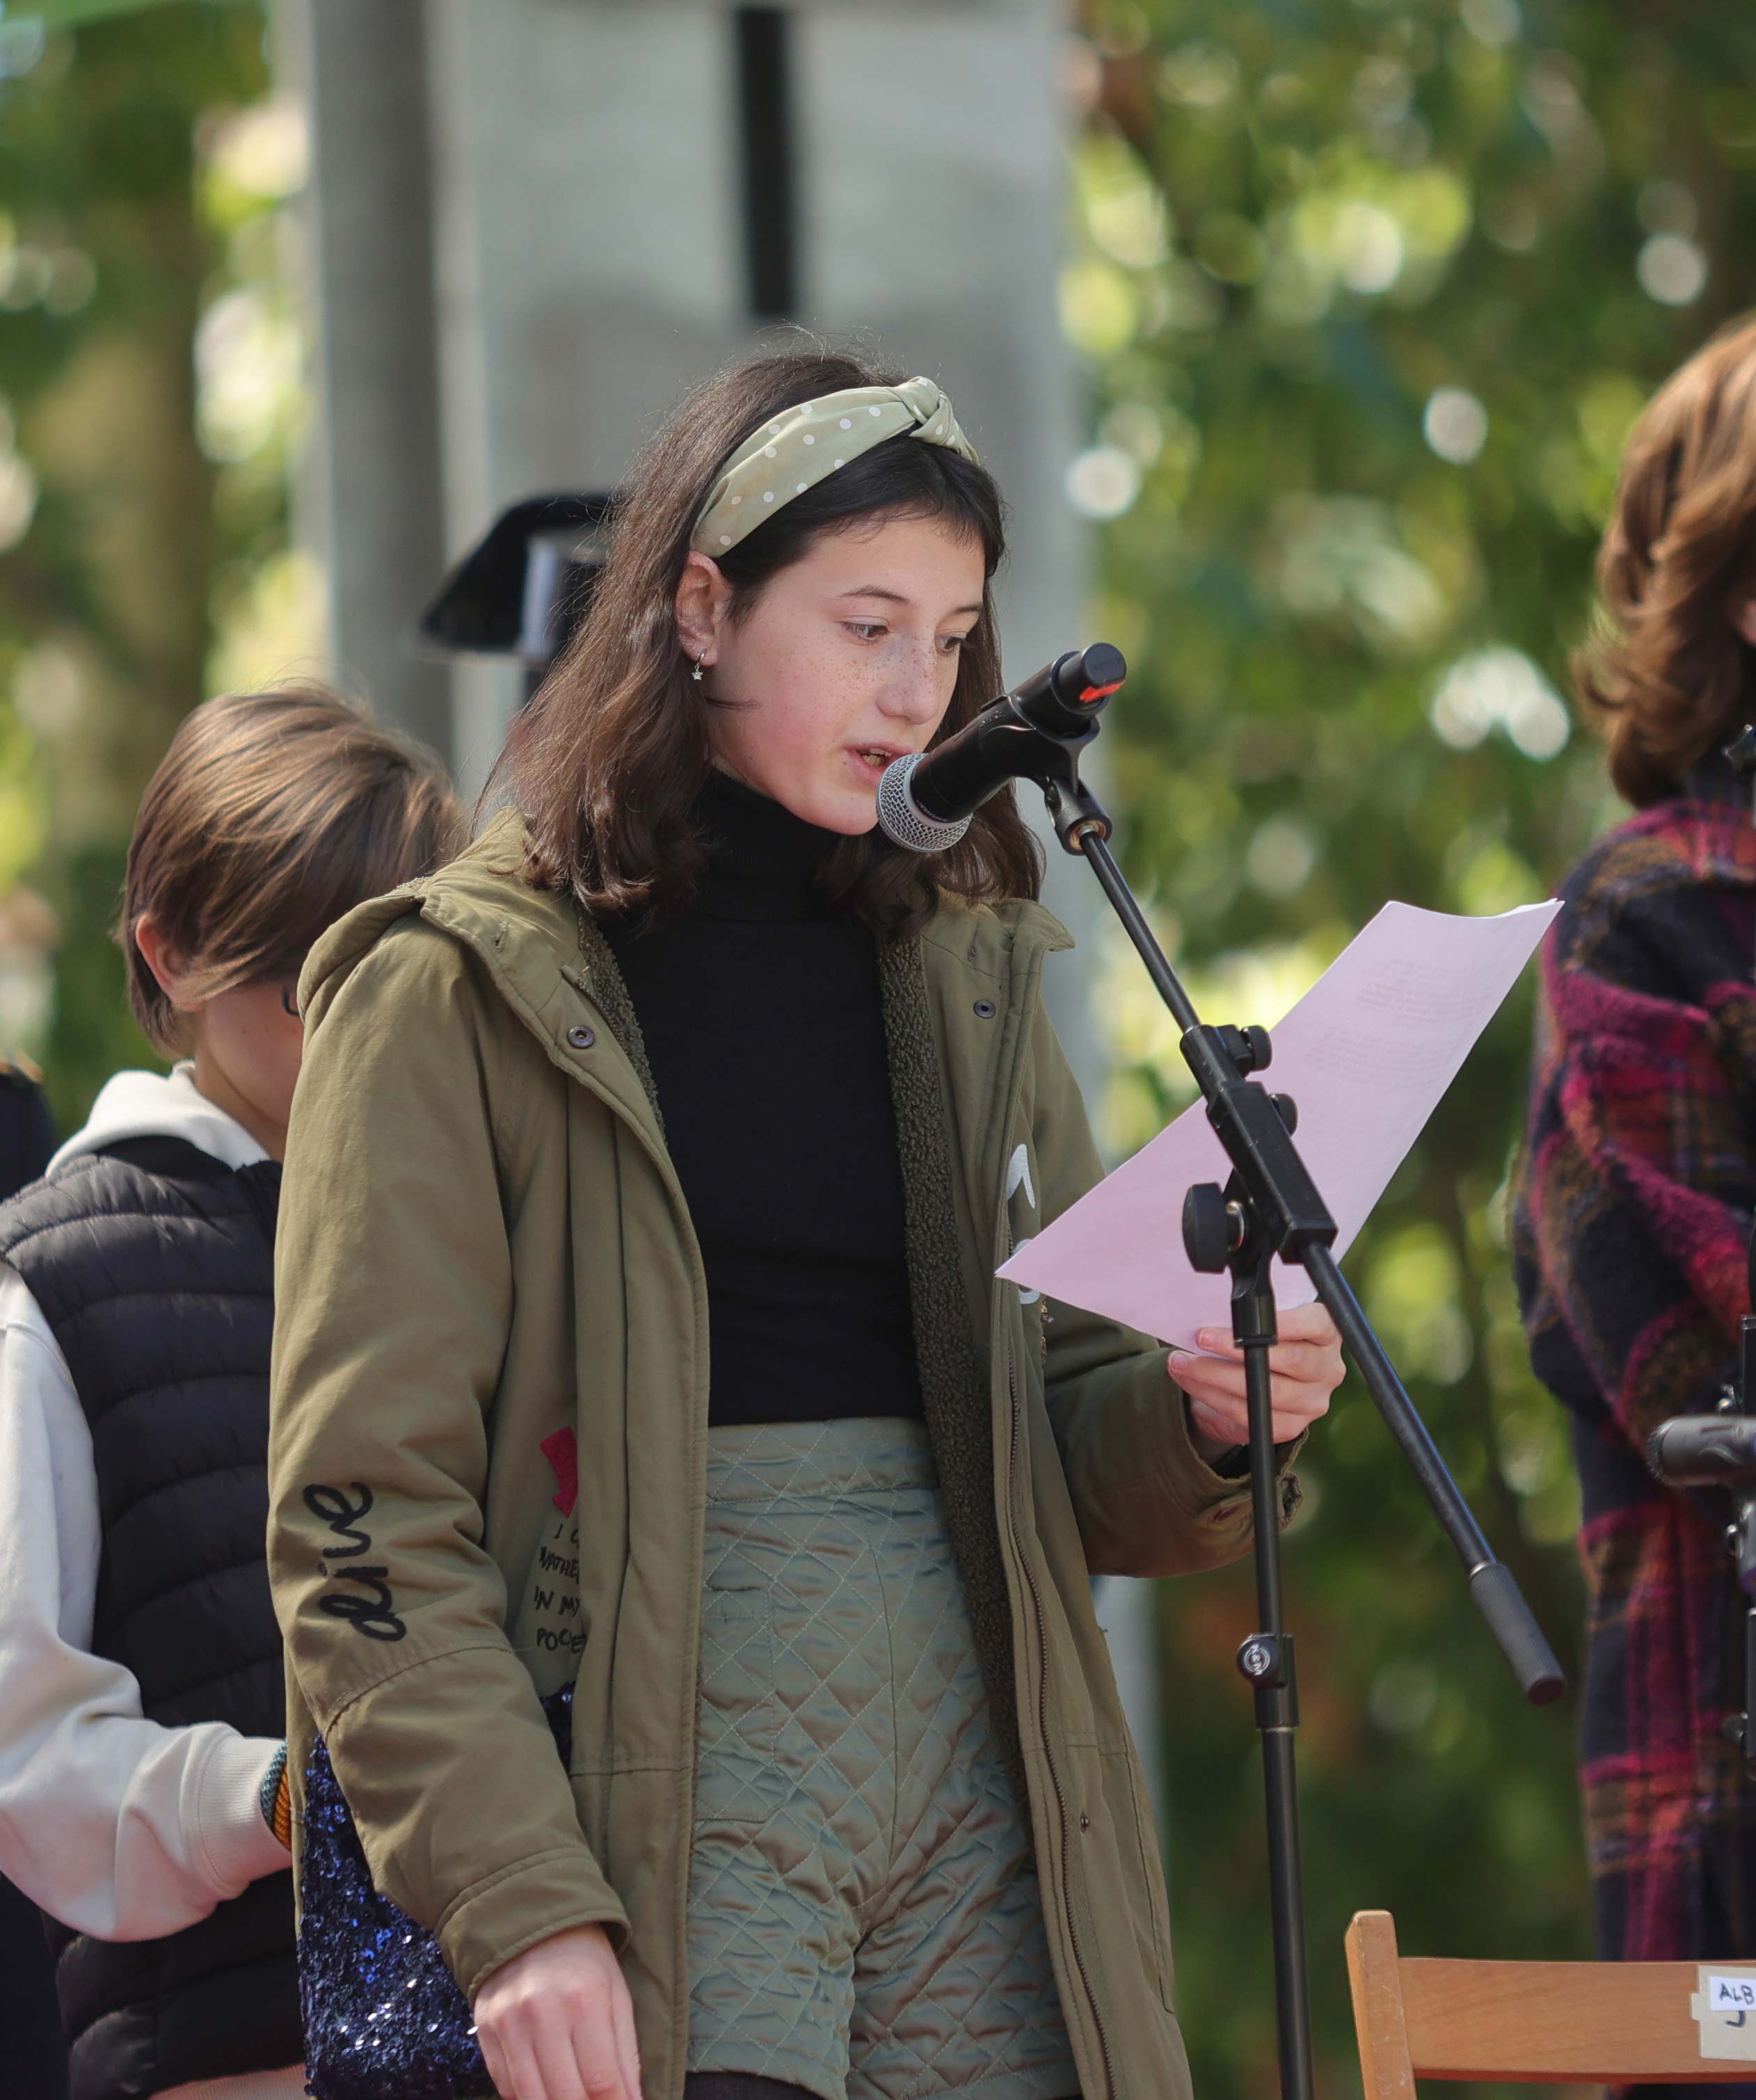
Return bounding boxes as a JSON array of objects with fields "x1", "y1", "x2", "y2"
[
  {"x1": 981, "y1": 643, "x2": 1565, "y2": 2100},
  {"x1": 415, "y1": 493, "x2": 614, "y2": 703},
  {"x1": 735, "y1": 7, "x2": 797, "y2": 319}
]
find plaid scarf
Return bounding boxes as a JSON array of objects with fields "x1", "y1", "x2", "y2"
[{"x1": 1514, "y1": 774, "x2": 1756, "y2": 1962}]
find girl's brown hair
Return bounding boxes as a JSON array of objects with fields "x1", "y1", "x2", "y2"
[
  {"x1": 1577, "y1": 316, "x2": 1756, "y2": 805},
  {"x1": 122, "y1": 682, "x2": 463, "y2": 1055},
  {"x1": 494, "y1": 348, "x2": 1042, "y2": 936}
]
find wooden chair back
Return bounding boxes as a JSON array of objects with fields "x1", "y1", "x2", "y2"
[{"x1": 1346, "y1": 1909, "x2": 1755, "y2": 2091}]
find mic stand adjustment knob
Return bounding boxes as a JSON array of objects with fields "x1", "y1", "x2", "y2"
[
  {"x1": 1216, "y1": 1023, "x2": 1274, "y2": 1075},
  {"x1": 1183, "y1": 1183, "x2": 1245, "y2": 1275},
  {"x1": 1238, "y1": 1631, "x2": 1300, "y2": 1726}
]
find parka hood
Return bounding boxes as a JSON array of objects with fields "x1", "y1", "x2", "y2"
[{"x1": 300, "y1": 805, "x2": 1077, "y2": 1036}]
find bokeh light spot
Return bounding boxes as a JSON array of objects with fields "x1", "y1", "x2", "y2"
[
  {"x1": 1429, "y1": 648, "x2": 1570, "y2": 758},
  {"x1": 1423, "y1": 387, "x2": 1488, "y2": 464},
  {"x1": 1459, "y1": 0, "x2": 1522, "y2": 47},
  {"x1": 1246, "y1": 815, "x2": 1320, "y2": 897},
  {"x1": 1636, "y1": 232, "x2": 1707, "y2": 306},
  {"x1": 1334, "y1": 202, "x2": 1405, "y2": 293},
  {"x1": 1066, "y1": 446, "x2": 1142, "y2": 520}
]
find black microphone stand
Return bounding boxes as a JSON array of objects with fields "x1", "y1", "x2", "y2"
[
  {"x1": 1725, "y1": 729, "x2": 1756, "y2": 1777},
  {"x1": 1008, "y1": 714, "x2": 1565, "y2": 2100},
  {"x1": 1708, "y1": 1244, "x2": 1756, "y2": 1781}
]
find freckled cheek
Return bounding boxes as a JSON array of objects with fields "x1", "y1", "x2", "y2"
[{"x1": 774, "y1": 655, "x2": 876, "y2": 753}]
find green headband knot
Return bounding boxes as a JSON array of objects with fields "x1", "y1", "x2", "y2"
[{"x1": 690, "y1": 376, "x2": 977, "y2": 557}]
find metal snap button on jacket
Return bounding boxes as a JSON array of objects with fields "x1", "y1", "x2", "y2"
[
  {"x1": 973, "y1": 998, "x2": 997, "y2": 1020},
  {"x1": 566, "y1": 1025, "x2": 595, "y2": 1050}
]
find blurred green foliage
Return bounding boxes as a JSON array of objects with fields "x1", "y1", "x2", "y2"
[
  {"x1": 1068, "y1": 0, "x2": 1756, "y2": 2090},
  {"x1": 0, "y1": 1, "x2": 280, "y2": 1129},
  {"x1": 3, "y1": 0, "x2": 1753, "y2": 2092}
]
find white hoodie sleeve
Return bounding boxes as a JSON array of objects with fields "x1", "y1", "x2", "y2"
[{"x1": 0, "y1": 1263, "x2": 291, "y2": 1940}]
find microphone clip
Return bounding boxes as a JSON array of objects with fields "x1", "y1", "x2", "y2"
[{"x1": 1032, "y1": 727, "x2": 1114, "y2": 856}]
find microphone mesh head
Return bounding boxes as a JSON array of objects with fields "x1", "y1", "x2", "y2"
[{"x1": 875, "y1": 754, "x2": 973, "y2": 854}]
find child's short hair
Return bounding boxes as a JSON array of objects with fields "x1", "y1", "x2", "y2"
[{"x1": 120, "y1": 683, "x2": 464, "y2": 1055}]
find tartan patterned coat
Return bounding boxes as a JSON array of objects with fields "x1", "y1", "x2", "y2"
[{"x1": 1514, "y1": 773, "x2": 1756, "y2": 1962}]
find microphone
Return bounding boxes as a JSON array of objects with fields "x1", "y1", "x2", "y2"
[
  {"x1": 1647, "y1": 1411, "x2": 1756, "y2": 1487},
  {"x1": 876, "y1": 643, "x2": 1127, "y2": 853}
]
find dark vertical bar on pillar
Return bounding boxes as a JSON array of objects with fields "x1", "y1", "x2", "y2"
[
  {"x1": 303, "y1": 0, "x2": 452, "y2": 762},
  {"x1": 735, "y1": 7, "x2": 797, "y2": 319}
]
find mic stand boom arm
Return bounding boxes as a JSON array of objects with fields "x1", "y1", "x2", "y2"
[{"x1": 1016, "y1": 732, "x2": 1565, "y2": 2100}]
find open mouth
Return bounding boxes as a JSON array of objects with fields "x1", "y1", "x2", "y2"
[{"x1": 850, "y1": 745, "x2": 908, "y2": 777}]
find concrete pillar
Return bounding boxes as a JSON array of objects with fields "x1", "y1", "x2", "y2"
[{"x1": 280, "y1": 0, "x2": 452, "y2": 763}]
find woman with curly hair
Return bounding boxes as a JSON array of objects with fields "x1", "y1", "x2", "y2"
[{"x1": 1516, "y1": 317, "x2": 1756, "y2": 1989}]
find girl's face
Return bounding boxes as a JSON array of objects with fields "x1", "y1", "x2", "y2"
[{"x1": 676, "y1": 512, "x2": 988, "y2": 834}]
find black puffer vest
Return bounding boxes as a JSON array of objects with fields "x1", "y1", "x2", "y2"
[{"x1": 0, "y1": 1135, "x2": 301, "y2": 2099}]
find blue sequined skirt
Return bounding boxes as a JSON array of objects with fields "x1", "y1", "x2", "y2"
[{"x1": 297, "y1": 1690, "x2": 573, "y2": 2100}]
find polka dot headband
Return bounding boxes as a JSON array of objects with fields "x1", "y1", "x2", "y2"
[{"x1": 690, "y1": 377, "x2": 977, "y2": 557}]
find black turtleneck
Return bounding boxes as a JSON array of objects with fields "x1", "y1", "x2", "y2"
[{"x1": 605, "y1": 769, "x2": 925, "y2": 1427}]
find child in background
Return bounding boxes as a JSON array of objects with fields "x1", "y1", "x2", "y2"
[
  {"x1": 0, "y1": 685, "x2": 461, "y2": 2100},
  {"x1": 0, "y1": 1056, "x2": 53, "y2": 1201}
]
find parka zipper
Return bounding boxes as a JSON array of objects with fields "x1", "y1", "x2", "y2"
[
  {"x1": 994, "y1": 941, "x2": 1117, "y2": 2100},
  {"x1": 1004, "y1": 1338, "x2": 1118, "y2": 2100},
  {"x1": 519, "y1": 903, "x2": 1119, "y2": 2089}
]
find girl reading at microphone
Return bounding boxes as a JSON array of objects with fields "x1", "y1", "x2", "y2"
[{"x1": 266, "y1": 349, "x2": 1342, "y2": 2100}]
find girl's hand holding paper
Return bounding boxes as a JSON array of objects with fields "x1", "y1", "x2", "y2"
[{"x1": 1170, "y1": 1302, "x2": 1344, "y2": 1453}]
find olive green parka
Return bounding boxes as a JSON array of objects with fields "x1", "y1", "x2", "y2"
[{"x1": 266, "y1": 815, "x2": 1300, "y2": 2100}]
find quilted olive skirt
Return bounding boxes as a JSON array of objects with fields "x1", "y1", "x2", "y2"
[{"x1": 687, "y1": 1416, "x2": 1080, "y2": 2100}]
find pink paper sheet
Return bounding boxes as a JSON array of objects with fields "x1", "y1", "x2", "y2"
[{"x1": 997, "y1": 899, "x2": 1561, "y2": 1349}]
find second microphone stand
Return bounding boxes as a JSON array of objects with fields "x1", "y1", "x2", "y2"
[
  {"x1": 1015, "y1": 720, "x2": 1564, "y2": 2100},
  {"x1": 1648, "y1": 726, "x2": 1756, "y2": 1777}
]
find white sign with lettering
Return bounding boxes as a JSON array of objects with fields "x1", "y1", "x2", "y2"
[{"x1": 1693, "y1": 1967, "x2": 1756, "y2": 2060}]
